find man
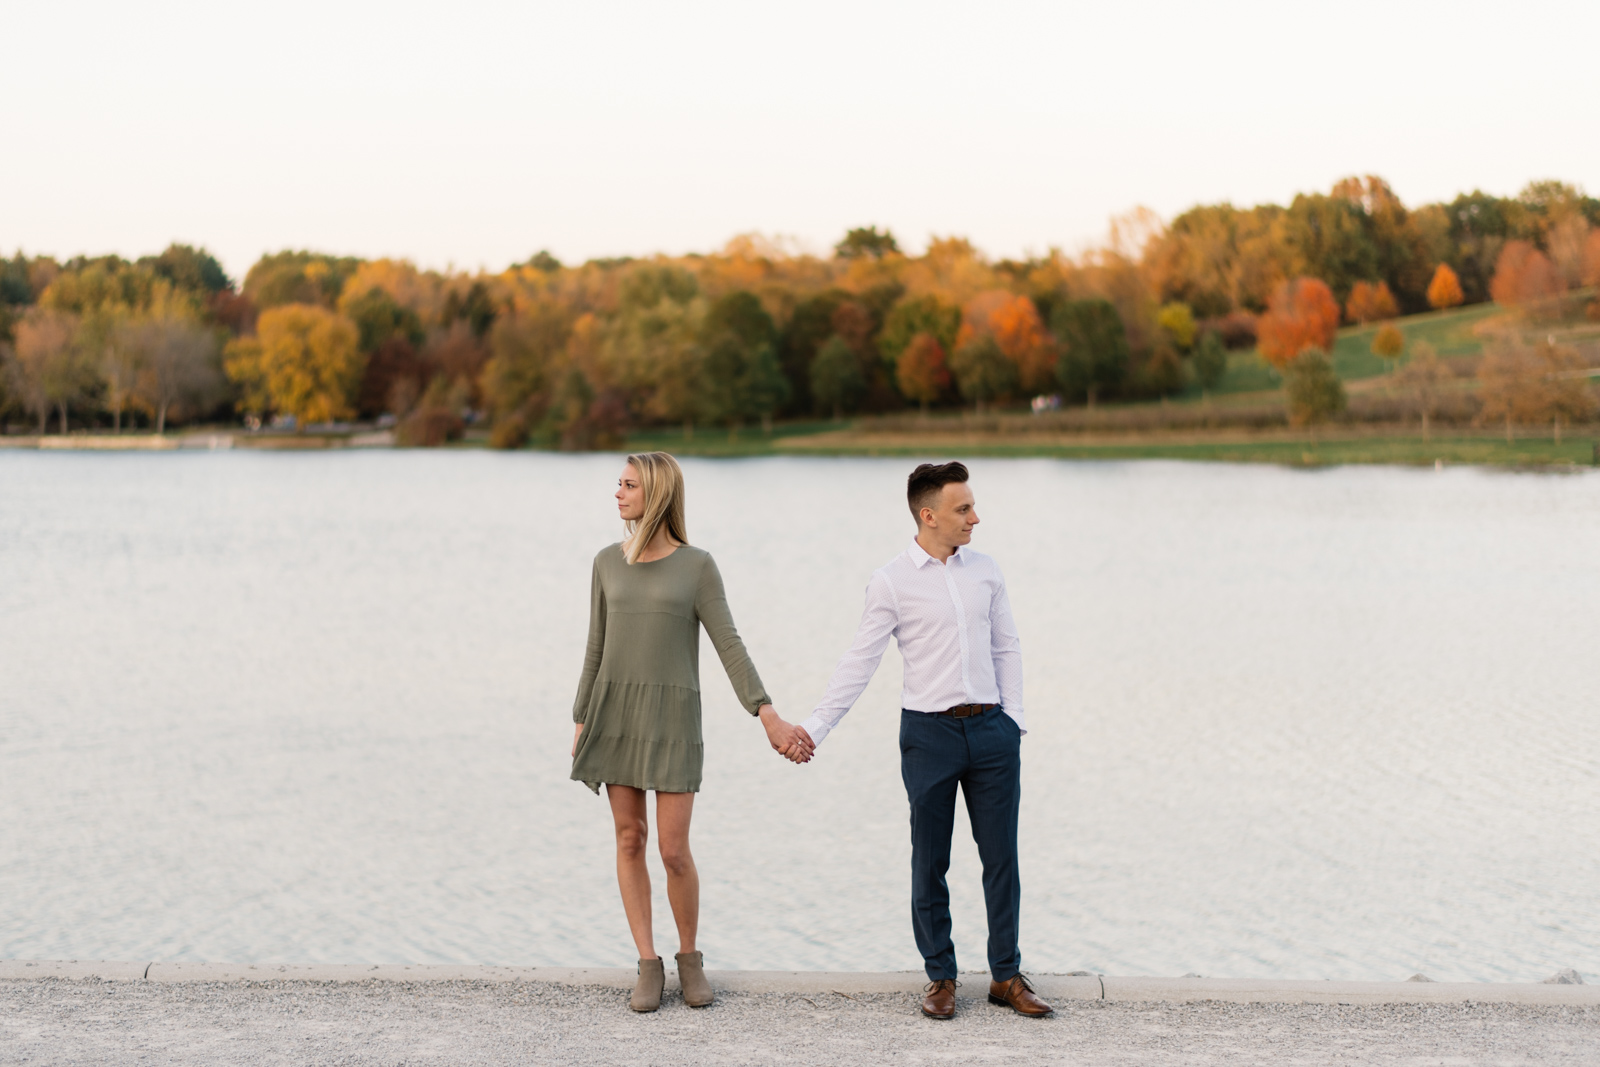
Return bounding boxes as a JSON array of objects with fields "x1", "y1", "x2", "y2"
[{"x1": 795, "y1": 461, "x2": 1052, "y2": 1020}]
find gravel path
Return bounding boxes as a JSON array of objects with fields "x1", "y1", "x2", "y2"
[{"x1": 4, "y1": 978, "x2": 1599, "y2": 1065}]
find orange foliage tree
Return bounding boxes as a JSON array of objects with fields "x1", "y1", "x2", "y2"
[
  {"x1": 895, "y1": 332, "x2": 950, "y2": 412},
  {"x1": 1426, "y1": 264, "x2": 1464, "y2": 309},
  {"x1": 1345, "y1": 280, "x2": 1399, "y2": 324},
  {"x1": 1256, "y1": 277, "x2": 1340, "y2": 369},
  {"x1": 955, "y1": 291, "x2": 1055, "y2": 393},
  {"x1": 1489, "y1": 240, "x2": 1561, "y2": 309}
]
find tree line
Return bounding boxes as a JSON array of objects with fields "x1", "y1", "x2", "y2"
[{"x1": 2, "y1": 176, "x2": 1597, "y2": 445}]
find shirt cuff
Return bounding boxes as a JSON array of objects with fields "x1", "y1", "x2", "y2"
[{"x1": 798, "y1": 714, "x2": 831, "y2": 746}]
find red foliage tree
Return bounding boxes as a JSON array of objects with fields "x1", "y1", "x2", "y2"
[
  {"x1": 1256, "y1": 277, "x2": 1340, "y2": 369},
  {"x1": 895, "y1": 332, "x2": 950, "y2": 411},
  {"x1": 1345, "y1": 280, "x2": 1399, "y2": 323}
]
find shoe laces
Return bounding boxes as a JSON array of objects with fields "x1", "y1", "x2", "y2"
[{"x1": 924, "y1": 979, "x2": 961, "y2": 993}]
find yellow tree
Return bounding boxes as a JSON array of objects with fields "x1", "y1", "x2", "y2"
[
  {"x1": 1426, "y1": 264, "x2": 1464, "y2": 309},
  {"x1": 1371, "y1": 323, "x2": 1405, "y2": 370},
  {"x1": 225, "y1": 304, "x2": 363, "y2": 425}
]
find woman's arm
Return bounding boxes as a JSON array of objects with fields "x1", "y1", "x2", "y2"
[
  {"x1": 570, "y1": 556, "x2": 607, "y2": 754},
  {"x1": 697, "y1": 555, "x2": 812, "y2": 762}
]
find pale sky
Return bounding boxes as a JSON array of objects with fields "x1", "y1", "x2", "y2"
[{"x1": 4, "y1": 0, "x2": 1597, "y2": 282}]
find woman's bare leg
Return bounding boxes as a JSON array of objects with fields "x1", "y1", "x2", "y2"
[
  {"x1": 655, "y1": 791, "x2": 698, "y2": 954},
  {"x1": 606, "y1": 784, "x2": 656, "y2": 959}
]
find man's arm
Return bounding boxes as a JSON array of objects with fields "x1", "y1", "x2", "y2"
[
  {"x1": 989, "y1": 566, "x2": 1026, "y2": 734},
  {"x1": 798, "y1": 571, "x2": 899, "y2": 747}
]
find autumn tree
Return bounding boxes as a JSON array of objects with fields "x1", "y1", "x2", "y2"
[
  {"x1": 878, "y1": 295, "x2": 960, "y2": 366},
  {"x1": 478, "y1": 302, "x2": 572, "y2": 446},
  {"x1": 810, "y1": 335, "x2": 865, "y2": 420},
  {"x1": 1426, "y1": 264, "x2": 1464, "y2": 309},
  {"x1": 127, "y1": 315, "x2": 223, "y2": 433},
  {"x1": 1489, "y1": 240, "x2": 1561, "y2": 313},
  {"x1": 1476, "y1": 337, "x2": 1596, "y2": 442},
  {"x1": 1393, "y1": 341, "x2": 1452, "y2": 440},
  {"x1": 225, "y1": 304, "x2": 363, "y2": 425},
  {"x1": 895, "y1": 332, "x2": 950, "y2": 413},
  {"x1": 834, "y1": 226, "x2": 901, "y2": 260},
  {"x1": 1192, "y1": 329, "x2": 1228, "y2": 394},
  {"x1": 5, "y1": 307, "x2": 83, "y2": 433},
  {"x1": 1156, "y1": 302, "x2": 1197, "y2": 352},
  {"x1": 1282, "y1": 349, "x2": 1346, "y2": 426},
  {"x1": 243, "y1": 251, "x2": 360, "y2": 309},
  {"x1": 1371, "y1": 323, "x2": 1405, "y2": 370},
  {"x1": 950, "y1": 336, "x2": 1018, "y2": 412},
  {"x1": 1257, "y1": 277, "x2": 1340, "y2": 369},
  {"x1": 1051, "y1": 299, "x2": 1127, "y2": 406},
  {"x1": 1345, "y1": 280, "x2": 1399, "y2": 323}
]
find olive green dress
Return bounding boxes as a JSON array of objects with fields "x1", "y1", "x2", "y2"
[{"x1": 570, "y1": 543, "x2": 770, "y2": 794}]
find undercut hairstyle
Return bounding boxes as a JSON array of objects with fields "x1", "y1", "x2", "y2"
[
  {"x1": 906, "y1": 461, "x2": 969, "y2": 524},
  {"x1": 621, "y1": 452, "x2": 688, "y2": 564}
]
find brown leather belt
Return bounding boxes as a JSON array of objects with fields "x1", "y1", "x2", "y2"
[{"x1": 936, "y1": 703, "x2": 1000, "y2": 718}]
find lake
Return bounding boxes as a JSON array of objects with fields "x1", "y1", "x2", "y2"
[{"x1": 1, "y1": 451, "x2": 1596, "y2": 982}]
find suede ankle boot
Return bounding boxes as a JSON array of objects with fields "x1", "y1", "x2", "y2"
[
  {"x1": 675, "y1": 951, "x2": 714, "y2": 1007},
  {"x1": 630, "y1": 957, "x2": 665, "y2": 1012}
]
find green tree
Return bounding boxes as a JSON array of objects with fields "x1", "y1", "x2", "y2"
[
  {"x1": 224, "y1": 304, "x2": 363, "y2": 425},
  {"x1": 699, "y1": 291, "x2": 787, "y2": 431},
  {"x1": 950, "y1": 335, "x2": 1017, "y2": 412},
  {"x1": 481, "y1": 303, "x2": 573, "y2": 445},
  {"x1": 139, "y1": 243, "x2": 232, "y2": 295},
  {"x1": 342, "y1": 287, "x2": 425, "y2": 353},
  {"x1": 1283, "y1": 349, "x2": 1346, "y2": 426},
  {"x1": 809, "y1": 335, "x2": 866, "y2": 420},
  {"x1": 878, "y1": 294, "x2": 961, "y2": 366},
  {"x1": 1192, "y1": 330, "x2": 1228, "y2": 394},
  {"x1": 1051, "y1": 299, "x2": 1128, "y2": 406},
  {"x1": 834, "y1": 226, "x2": 900, "y2": 260},
  {"x1": 777, "y1": 290, "x2": 845, "y2": 415}
]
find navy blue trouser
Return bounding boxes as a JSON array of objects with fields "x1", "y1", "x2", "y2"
[{"x1": 899, "y1": 706, "x2": 1022, "y2": 982}]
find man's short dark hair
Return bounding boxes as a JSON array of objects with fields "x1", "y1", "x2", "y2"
[{"x1": 907, "y1": 461, "x2": 969, "y2": 522}]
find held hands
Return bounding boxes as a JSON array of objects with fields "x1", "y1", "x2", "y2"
[{"x1": 758, "y1": 705, "x2": 814, "y2": 764}]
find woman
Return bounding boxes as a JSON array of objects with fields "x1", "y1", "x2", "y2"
[{"x1": 570, "y1": 451, "x2": 811, "y2": 1012}]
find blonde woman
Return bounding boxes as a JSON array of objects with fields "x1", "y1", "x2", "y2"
[{"x1": 571, "y1": 451, "x2": 812, "y2": 1012}]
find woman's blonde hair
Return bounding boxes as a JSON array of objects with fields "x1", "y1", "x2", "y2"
[{"x1": 621, "y1": 452, "x2": 688, "y2": 564}]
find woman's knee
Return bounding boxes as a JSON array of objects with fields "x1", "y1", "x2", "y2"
[
  {"x1": 615, "y1": 822, "x2": 649, "y2": 860},
  {"x1": 659, "y1": 841, "x2": 695, "y2": 876}
]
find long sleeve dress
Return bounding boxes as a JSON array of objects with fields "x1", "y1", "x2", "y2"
[{"x1": 569, "y1": 543, "x2": 771, "y2": 794}]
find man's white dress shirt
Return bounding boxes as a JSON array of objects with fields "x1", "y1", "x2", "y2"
[{"x1": 799, "y1": 538, "x2": 1025, "y2": 746}]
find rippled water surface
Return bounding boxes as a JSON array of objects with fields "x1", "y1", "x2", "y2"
[{"x1": 2, "y1": 451, "x2": 1597, "y2": 981}]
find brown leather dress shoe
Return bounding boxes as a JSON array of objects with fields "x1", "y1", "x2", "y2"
[
  {"x1": 921, "y1": 978, "x2": 958, "y2": 1019},
  {"x1": 988, "y1": 973, "x2": 1053, "y2": 1016}
]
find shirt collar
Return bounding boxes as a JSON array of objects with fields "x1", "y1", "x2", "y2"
[{"x1": 907, "y1": 538, "x2": 966, "y2": 568}]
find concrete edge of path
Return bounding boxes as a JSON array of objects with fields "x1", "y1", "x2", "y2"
[{"x1": 2, "y1": 961, "x2": 1594, "y2": 1005}]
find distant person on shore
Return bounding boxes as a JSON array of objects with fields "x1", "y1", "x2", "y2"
[
  {"x1": 569, "y1": 451, "x2": 813, "y2": 1013},
  {"x1": 793, "y1": 461, "x2": 1053, "y2": 1020}
]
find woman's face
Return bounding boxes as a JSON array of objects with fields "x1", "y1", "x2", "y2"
[{"x1": 616, "y1": 463, "x2": 644, "y2": 521}]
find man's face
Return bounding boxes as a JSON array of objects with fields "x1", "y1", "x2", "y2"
[{"x1": 922, "y1": 482, "x2": 979, "y2": 546}]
